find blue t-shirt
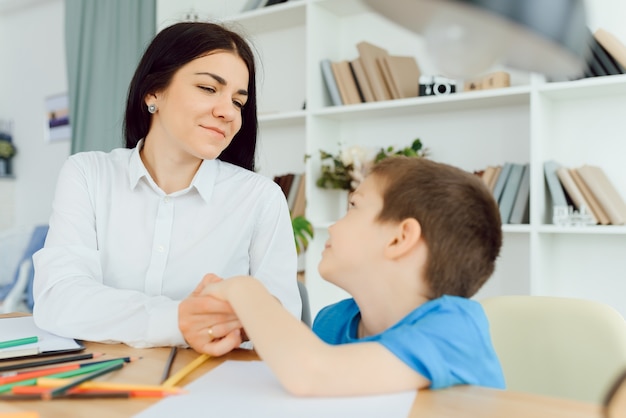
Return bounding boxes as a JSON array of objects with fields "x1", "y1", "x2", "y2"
[{"x1": 312, "y1": 295, "x2": 505, "y2": 390}]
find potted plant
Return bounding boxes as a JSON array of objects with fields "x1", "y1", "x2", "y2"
[
  {"x1": 316, "y1": 138, "x2": 429, "y2": 192},
  {"x1": 0, "y1": 139, "x2": 16, "y2": 177}
]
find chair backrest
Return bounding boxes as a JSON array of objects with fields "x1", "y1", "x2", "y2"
[
  {"x1": 297, "y1": 280, "x2": 311, "y2": 327},
  {"x1": 0, "y1": 224, "x2": 48, "y2": 313},
  {"x1": 480, "y1": 295, "x2": 626, "y2": 404}
]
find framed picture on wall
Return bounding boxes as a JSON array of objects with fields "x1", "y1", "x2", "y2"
[{"x1": 44, "y1": 93, "x2": 71, "y2": 143}]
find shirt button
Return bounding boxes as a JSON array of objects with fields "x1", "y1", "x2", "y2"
[
  {"x1": 157, "y1": 245, "x2": 165, "y2": 252},
  {"x1": 164, "y1": 197, "x2": 170, "y2": 203}
]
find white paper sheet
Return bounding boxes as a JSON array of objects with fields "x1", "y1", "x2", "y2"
[
  {"x1": 134, "y1": 360, "x2": 416, "y2": 418},
  {"x1": 0, "y1": 316, "x2": 82, "y2": 357}
]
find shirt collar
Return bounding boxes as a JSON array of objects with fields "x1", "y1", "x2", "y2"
[{"x1": 128, "y1": 139, "x2": 218, "y2": 204}]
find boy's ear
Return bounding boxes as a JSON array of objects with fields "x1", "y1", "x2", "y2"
[{"x1": 384, "y1": 218, "x2": 422, "y2": 259}]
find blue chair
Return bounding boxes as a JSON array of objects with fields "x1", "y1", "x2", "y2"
[{"x1": 0, "y1": 224, "x2": 48, "y2": 313}]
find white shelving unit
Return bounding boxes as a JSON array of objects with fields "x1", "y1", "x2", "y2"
[{"x1": 158, "y1": 0, "x2": 626, "y2": 318}]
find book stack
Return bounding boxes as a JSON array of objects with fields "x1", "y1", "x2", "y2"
[
  {"x1": 544, "y1": 160, "x2": 626, "y2": 225},
  {"x1": 320, "y1": 41, "x2": 421, "y2": 106},
  {"x1": 476, "y1": 162, "x2": 530, "y2": 224},
  {"x1": 273, "y1": 172, "x2": 306, "y2": 219},
  {"x1": 582, "y1": 28, "x2": 626, "y2": 78}
]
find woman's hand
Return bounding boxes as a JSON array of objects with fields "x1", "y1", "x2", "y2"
[{"x1": 178, "y1": 274, "x2": 243, "y2": 356}]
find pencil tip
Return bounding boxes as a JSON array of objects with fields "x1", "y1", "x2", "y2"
[{"x1": 93, "y1": 353, "x2": 105, "y2": 358}]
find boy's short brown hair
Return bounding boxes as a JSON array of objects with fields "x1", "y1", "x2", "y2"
[{"x1": 370, "y1": 156, "x2": 502, "y2": 298}]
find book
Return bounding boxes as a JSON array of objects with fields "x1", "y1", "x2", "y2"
[
  {"x1": 349, "y1": 58, "x2": 375, "y2": 102},
  {"x1": 556, "y1": 166, "x2": 598, "y2": 224},
  {"x1": 333, "y1": 60, "x2": 362, "y2": 105},
  {"x1": 492, "y1": 162, "x2": 513, "y2": 204},
  {"x1": 378, "y1": 55, "x2": 421, "y2": 98},
  {"x1": 378, "y1": 57, "x2": 399, "y2": 99},
  {"x1": 481, "y1": 166, "x2": 498, "y2": 190},
  {"x1": 330, "y1": 61, "x2": 351, "y2": 105},
  {"x1": 287, "y1": 173, "x2": 302, "y2": 212},
  {"x1": 509, "y1": 163, "x2": 530, "y2": 224},
  {"x1": 355, "y1": 41, "x2": 392, "y2": 101},
  {"x1": 320, "y1": 59, "x2": 343, "y2": 106},
  {"x1": 0, "y1": 316, "x2": 84, "y2": 362},
  {"x1": 588, "y1": 31, "x2": 624, "y2": 76},
  {"x1": 569, "y1": 168, "x2": 610, "y2": 225},
  {"x1": 544, "y1": 160, "x2": 569, "y2": 212},
  {"x1": 489, "y1": 166, "x2": 502, "y2": 193},
  {"x1": 594, "y1": 28, "x2": 626, "y2": 70},
  {"x1": 498, "y1": 163, "x2": 525, "y2": 224},
  {"x1": 291, "y1": 173, "x2": 306, "y2": 219},
  {"x1": 348, "y1": 61, "x2": 366, "y2": 102},
  {"x1": 576, "y1": 165, "x2": 626, "y2": 225}
]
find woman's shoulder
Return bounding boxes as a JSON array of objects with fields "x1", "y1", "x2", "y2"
[
  {"x1": 216, "y1": 160, "x2": 282, "y2": 191},
  {"x1": 67, "y1": 147, "x2": 132, "y2": 167}
]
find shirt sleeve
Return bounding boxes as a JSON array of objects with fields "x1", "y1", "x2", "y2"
[
  {"x1": 248, "y1": 180, "x2": 302, "y2": 320},
  {"x1": 376, "y1": 302, "x2": 505, "y2": 389},
  {"x1": 32, "y1": 156, "x2": 185, "y2": 348}
]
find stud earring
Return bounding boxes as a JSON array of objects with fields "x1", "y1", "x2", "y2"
[{"x1": 148, "y1": 104, "x2": 157, "y2": 114}]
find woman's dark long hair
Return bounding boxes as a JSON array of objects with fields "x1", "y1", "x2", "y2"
[{"x1": 123, "y1": 22, "x2": 258, "y2": 171}]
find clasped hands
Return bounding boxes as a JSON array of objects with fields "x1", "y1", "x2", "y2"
[{"x1": 178, "y1": 273, "x2": 245, "y2": 356}]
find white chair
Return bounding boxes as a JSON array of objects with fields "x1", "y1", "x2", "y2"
[{"x1": 480, "y1": 295, "x2": 626, "y2": 404}]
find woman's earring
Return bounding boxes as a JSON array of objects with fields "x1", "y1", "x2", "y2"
[{"x1": 148, "y1": 104, "x2": 157, "y2": 114}]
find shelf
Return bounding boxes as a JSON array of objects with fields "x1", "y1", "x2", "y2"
[
  {"x1": 538, "y1": 74, "x2": 626, "y2": 101},
  {"x1": 259, "y1": 110, "x2": 306, "y2": 128},
  {"x1": 312, "y1": 85, "x2": 531, "y2": 121},
  {"x1": 228, "y1": 1, "x2": 306, "y2": 33},
  {"x1": 537, "y1": 225, "x2": 626, "y2": 235}
]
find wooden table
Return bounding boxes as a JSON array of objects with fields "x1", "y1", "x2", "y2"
[{"x1": 0, "y1": 324, "x2": 603, "y2": 418}]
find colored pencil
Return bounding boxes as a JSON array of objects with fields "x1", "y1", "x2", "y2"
[
  {"x1": 161, "y1": 353, "x2": 210, "y2": 388},
  {"x1": 46, "y1": 360, "x2": 125, "y2": 399},
  {"x1": 160, "y1": 347, "x2": 178, "y2": 383},
  {"x1": 0, "y1": 359, "x2": 125, "y2": 394},
  {"x1": 0, "y1": 357, "x2": 138, "y2": 385},
  {"x1": 0, "y1": 391, "x2": 131, "y2": 400},
  {"x1": 0, "y1": 352, "x2": 104, "y2": 373},
  {"x1": 0, "y1": 336, "x2": 38, "y2": 349},
  {"x1": 36, "y1": 378, "x2": 185, "y2": 393},
  {"x1": 13, "y1": 385, "x2": 177, "y2": 398}
]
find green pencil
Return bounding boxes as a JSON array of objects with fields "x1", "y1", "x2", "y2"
[{"x1": 0, "y1": 336, "x2": 38, "y2": 349}]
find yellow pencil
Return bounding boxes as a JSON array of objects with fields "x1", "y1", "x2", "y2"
[{"x1": 161, "y1": 353, "x2": 210, "y2": 388}]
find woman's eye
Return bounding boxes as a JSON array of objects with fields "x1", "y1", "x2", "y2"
[
  {"x1": 233, "y1": 100, "x2": 244, "y2": 109},
  {"x1": 199, "y1": 86, "x2": 216, "y2": 93}
]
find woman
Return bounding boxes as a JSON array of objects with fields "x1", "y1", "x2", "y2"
[{"x1": 32, "y1": 22, "x2": 301, "y2": 356}]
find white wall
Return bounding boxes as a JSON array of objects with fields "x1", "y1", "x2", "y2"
[
  {"x1": 0, "y1": 0, "x2": 70, "y2": 230},
  {"x1": 0, "y1": 0, "x2": 624, "y2": 232}
]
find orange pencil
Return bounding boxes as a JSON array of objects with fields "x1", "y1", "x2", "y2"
[
  {"x1": 12, "y1": 385, "x2": 177, "y2": 398},
  {"x1": 0, "y1": 364, "x2": 78, "y2": 385}
]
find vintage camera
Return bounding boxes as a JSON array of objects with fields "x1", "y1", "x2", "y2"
[{"x1": 419, "y1": 75, "x2": 457, "y2": 96}]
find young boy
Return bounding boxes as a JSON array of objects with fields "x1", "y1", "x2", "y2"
[{"x1": 201, "y1": 156, "x2": 505, "y2": 396}]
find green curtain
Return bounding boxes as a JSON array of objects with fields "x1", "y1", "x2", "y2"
[{"x1": 65, "y1": 0, "x2": 156, "y2": 153}]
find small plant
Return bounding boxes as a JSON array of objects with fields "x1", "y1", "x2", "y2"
[
  {"x1": 0, "y1": 140, "x2": 16, "y2": 159},
  {"x1": 316, "y1": 138, "x2": 429, "y2": 192},
  {"x1": 292, "y1": 215, "x2": 314, "y2": 255}
]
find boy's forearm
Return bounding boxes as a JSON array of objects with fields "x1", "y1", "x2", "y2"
[{"x1": 224, "y1": 276, "x2": 330, "y2": 395}]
